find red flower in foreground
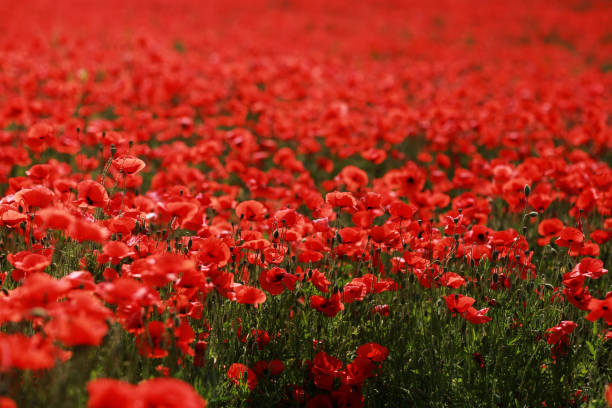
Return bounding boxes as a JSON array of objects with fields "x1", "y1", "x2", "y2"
[
  {"x1": 234, "y1": 285, "x2": 267, "y2": 305},
  {"x1": 586, "y1": 297, "x2": 612, "y2": 325},
  {"x1": 138, "y1": 378, "x2": 207, "y2": 408},
  {"x1": 0, "y1": 398, "x2": 16, "y2": 408},
  {"x1": 546, "y1": 321, "x2": 577, "y2": 346},
  {"x1": 111, "y1": 155, "x2": 146, "y2": 175},
  {"x1": 227, "y1": 363, "x2": 258, "y2": 390},
  {"x1": 87, "y1": 378, "x2": 206, "y2": 408},
  {"x1": 555, "y1": 227, "x2": 584, "y2": 254},
  {"x1": 260, "y1": 267, "x2": 297, "y2": 295},
  {"x1": 311, "y1": 292, "x2": 344, "y2": 317},
  {"x1": 356, "y1": 343, "x2": 389, "y2": 362},
  {"x1": 444, "y1": 294, "x2": 475, "y2": 315},
  {"x1": 311, "y1": 351, "x2": 343, "y2": 390},
  {"x1": 87, "y1": 379, "x2": 137, "y2": 408},
  {"x1": 77, "y1": 180, "x2": 110, "y2": 208},
  {"x1": 25, "y1": 123, "x2": 56, "y2": 152},
  {"x1": 236, "y1": 200, "x2": 266, "y2": 221},
  {"x1": 463, "y1": 307, "x2": 492, "y2": 324}
]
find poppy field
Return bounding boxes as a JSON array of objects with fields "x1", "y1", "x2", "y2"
[{"x1": 1, "y1": 0, "x2": 612, "y2": 407}]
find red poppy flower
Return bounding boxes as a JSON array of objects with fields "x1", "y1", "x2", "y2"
[
  {"x1": 101, "y1": 241, "x2": 133, "y2": 265},
  {"x1": 0, "y1": 333, "x2": 70, "y2": 370},
  {"x1": 15, "y1": 186, "x2": 54, "y2": 208},
  {"x1": 77, "y1": 180, "x2": 110, "y2": 208},
  {"x1": 310, "y1": 292, "x2": 344, "y2": 317},
  {"x1": 310, "y1": 269, "x2": 331, "y2": 293},
  {"x1": 556, "y1": 227, "x2": 584, "y2": 253},
  {"x1": 197, "y1": 237, "x2": 230, "y2": 267},
  {"x1": 0, "y1": 398, "x2": 16, "y2": 408},
  {"x1": 546, "y1": 321, "x2": 577, "y2": 345},
  {"x1": 325, "y1": 191, "x2": 357, "y2": 209},
  {"x1": 234, "y1": 285, "x2": 267, "y2": 305},
  {"x1": 228, "y1": 363, "x2": 258, "y2": 390},
  {"x1": 68, "y1": 219, "x2": 110, "y2": 243},
  {"x1": 444, "y1": 294, "x2": 475, "y2": 315},
  {"x1": 337, "y1": 165, "x2": 368, "y2": 191},
  {"x1": 138, "y1": 378, "x2": 207, "y2": 408},
  {"x1": 25, "y1": 123, "x2": 56, "y2": 152},
  {"x1": 341, "y1": 356, "x2": 376, "y2": 385},
  {"x1": 87, "y1": 379, "x2": 138, "y2": 408},
  {"x1": 7, "y1": 251, "x2": 52, "y2": 280},
  {"x1": 235, "y1": 200, "x2": 266, "y2": 221},
  {"x1": 44, "y1": 291, "x2": 112, "y2": 347},
  {"x1": 0, "y1": 209, "x2": 27, "y2": 228},
  {"x1": 343, "y1": 280, "x2": 367, "y2": 304},
  {"x1": 111, "y1": 155, "x2": 146, "y2": 175},
  {"x1": 575, "y1": 257, "x2": 607, "y2": 279},
  {"x1": 537, "y1": 218, "x2": 564, "y2": 246},
  {"x1": 311, "y1": 351, "x2": 343, "y2": 390},
  {"x1": 136, "y1": 321, "x2": 170, "y2": 358},
  {"x1": 37, "y1": 207, "x2": 74, "y2": 230},
  {"x1": 356, "y1": 343, "x2": 389, "y2": 362},
  {"x1": 586, "y1": 297, "x2": 612, "y2": 324},
  {"x1": 260, "y1": 267, "x2": 297, "y2": 295},
  {"x1": 389, "y1": 201, "x2": 416, "y2": 221},
  {"x1": 463, "y1": 307, "x2": 492, "y2": 324}
]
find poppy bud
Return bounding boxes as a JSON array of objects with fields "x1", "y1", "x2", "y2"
[
  {"x1": 336, "y1": 233, "x2": 342, "y2": 243},
  {"x1": 528, "y1": 211, "x2": 538, "y2": 218},
  {"x1": 110, "y1": 144, "x2": 117, "y2": 157},
  {"x1": 188, "y1": 238, "x2": 193, "y2": 250},
  {"x1": 524, "y1": 184, "x2": 531, "y2": 198},
  {"x1": 273, "y1": 230, "x2": 279, "y2": 239}
]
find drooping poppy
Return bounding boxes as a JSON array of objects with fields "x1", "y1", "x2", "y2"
[{"x1": 111, "y1": 155, "x2": 146, "y2": 175}]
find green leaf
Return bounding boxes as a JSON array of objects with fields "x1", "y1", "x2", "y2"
[{"x1": 586, "y1": 340, "x2": 596, "y2": 359}]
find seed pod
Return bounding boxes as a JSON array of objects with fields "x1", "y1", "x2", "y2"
[{"x1": 524, "y1": 184, "x2": 531, "y2": 198}]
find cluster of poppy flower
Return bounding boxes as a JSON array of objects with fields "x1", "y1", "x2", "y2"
[{"x1": 0, "y1": 0, "x2": 612, "y2": 406}]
